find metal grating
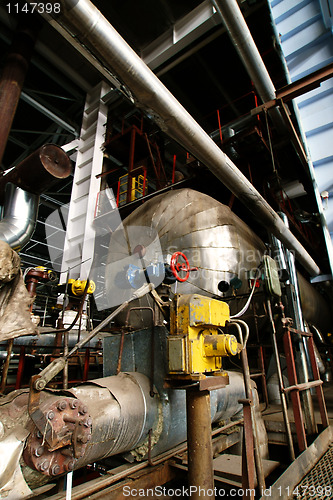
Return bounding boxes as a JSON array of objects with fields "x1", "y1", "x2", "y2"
[{"x1": 294, "y1": 444, "x2": 333, "y2": 499}]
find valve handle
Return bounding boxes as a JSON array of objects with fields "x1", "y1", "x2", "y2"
[{"x1": 170, "y1": 251, "x2": 197, "y2": 282}]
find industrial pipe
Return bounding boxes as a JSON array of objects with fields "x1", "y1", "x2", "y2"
[
  {"x1": 212, "y1": 0, "x2": 286, "y2": 133},
  {"x1": 40, "y1": 0, "x2": 320, "y2": 276},
  {"x1": 0, "y1": 183, "x2": 39, "y2": 250},
  {"x1": 0, "y1": 144, "x2": 72, "y2": 250},
  {"x1": 0, "y1": 144, "x2": 72, "y2": 202},
  {"x1": 186, "y1": 390, "x2": 214, "y2": 499},
  {"x1": 0, "y1": 371, "x2": 250, "y2": 489},
  {"x1": 0, "y1": 16, "x2": 40, "y2": 166},
  {"x1": 212, "y1": 0, "x2": 275, "y2": 105}
]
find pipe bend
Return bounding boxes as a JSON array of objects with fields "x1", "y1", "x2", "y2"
[{"x1": 0, "y1": 183, "x2": 39, "y2": 251}]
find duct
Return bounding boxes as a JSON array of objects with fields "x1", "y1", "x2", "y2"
[
  {"x1": 0, "y1": 184, "x2": 39, "y2": 251},
  {"x1": 0, "y1": 144, "x2": 72, "y2": 250},
  {"x1": 40, "y1": 0, "x2": 320, "y2": 276}
]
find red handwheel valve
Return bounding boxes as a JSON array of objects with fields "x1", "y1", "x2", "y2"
[{"x1": 170, "y1": 251, "x2": 197, "y2": 282}]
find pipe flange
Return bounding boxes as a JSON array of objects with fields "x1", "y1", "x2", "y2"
[{"x1": 23, "y1": 397, "x2": 92, "y2": 477}]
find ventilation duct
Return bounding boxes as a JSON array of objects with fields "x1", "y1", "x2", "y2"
[{"x1": 0, "y1": 183, "x2": 39, "y2": 250}]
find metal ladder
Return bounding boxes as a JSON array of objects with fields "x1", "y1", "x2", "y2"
[{"x1": 283, "y1": 327, "x2": 329, "y2": 452}]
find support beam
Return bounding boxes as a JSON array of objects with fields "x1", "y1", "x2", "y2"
[{"x1": 141, "y1": 0, "x2": 220, "y2": 70}]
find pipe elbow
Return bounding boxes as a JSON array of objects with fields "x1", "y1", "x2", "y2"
[{"x1": 0, "y1": 184, "x2": 39, "y2": 251}]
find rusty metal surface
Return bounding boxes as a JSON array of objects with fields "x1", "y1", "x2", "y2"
[
  {"x1": 283, "y1": 330, "x2": 307, "y2": 452},
  {"x1": 0, "y1": 18, "x2": 40, "y2": 165},
  {"x1": 213, "y1": 453, "x2": 279, "y2": 488},
  {"x1": 186, "y1": 389, "x2": 215, "y2": 499},
  {"x1": 83, "y1": 461, "x2": 181, "y2": 500},
  {"x1": 45, "y1": 460, "x2": 180, "y2": 500},
  {"x1": 24, "y1": 395, "x2": 92, "y2": 477},
  {"x1": 293, "y1": 444, "x2": 333, "y2": 499},
  {"x1": 0, "y1": 144, "x2": 72, "y2": 201},
  {"x1": 242, "y1": 402, "x2": 255, "y2": 497},
  {"x1": 260, "y1": 425, "x2": 333, "y2": 500}
]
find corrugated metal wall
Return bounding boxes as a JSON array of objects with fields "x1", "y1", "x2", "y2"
[{"x1": 270, "y1": 0, "x2": 333, "y2": 242}]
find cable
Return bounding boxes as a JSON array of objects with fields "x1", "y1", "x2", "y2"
[{"x1": 230, "y1": 278, "x2": 257, "y2": 319}]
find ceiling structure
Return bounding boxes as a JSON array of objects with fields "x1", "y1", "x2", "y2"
[{"x1": 0, "y1": 0, "x2": 331, "y2": 277}]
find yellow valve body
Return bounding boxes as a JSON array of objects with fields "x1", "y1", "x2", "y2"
[{"x1": 168, "y1": 294, "x2": 238, "y2": 375}]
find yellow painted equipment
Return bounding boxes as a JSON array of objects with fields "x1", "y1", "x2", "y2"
[
  {"x1": 69, "y1": 279, "x2": 96, "y2": 296},
  {"x1": 118, "y1": 173, "x2": 146, "y2": 205},
  {"x1": 168, "y1": 294, "x2": 240, "y2": 376}
]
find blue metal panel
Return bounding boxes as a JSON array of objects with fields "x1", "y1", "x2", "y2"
[{"x1": 270, "y1": 0, "x2": 333, "y2": 246}]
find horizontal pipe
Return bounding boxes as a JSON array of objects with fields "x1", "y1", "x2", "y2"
[
  {"x1": 0, "y1": 144, "x2": 72, "y2": 202},
  {"x1": 0, "y1": 371, "x2": 248, "y2": 487},
  {"x1": 42, "y1": 0, "x2": 320, "y2": 276}
]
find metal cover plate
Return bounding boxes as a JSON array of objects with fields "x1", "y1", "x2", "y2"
[{"x1": 294, "y1": 444, "x2": 333, "y2": 499}]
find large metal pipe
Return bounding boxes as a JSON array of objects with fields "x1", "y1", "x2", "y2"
[
  {"x1": 0, "y1": 371, "x2": 248, "y2": 489},
  {"x1": 0, "y1": 144, "x2": 72, "y2": 250},
  {"x1": 0, "y1": 183, "x2": 39, "y2": 250},
  {"x1": 0, "y1": 17, "x2": 40, "y2": 165},
  {"x1": 212, "y1": 0, "x2": 286, "y2": 133},
  {"x1": 0, "y1": 144, "x2": 72, "y2": 202},
  {"x1": 212, "y1": 0, "x2": 275, "y2": 105},
  {"x1": 39, "y1": 0, "x2": 320, "y2": 276}
]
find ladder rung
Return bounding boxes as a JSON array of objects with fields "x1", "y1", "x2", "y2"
[
  {"x1": 287, "y1": 327, "x2": 312, "y2": 337},
  {"x1": 283, "y1": 380, "x2": 323, "y2": 393}
]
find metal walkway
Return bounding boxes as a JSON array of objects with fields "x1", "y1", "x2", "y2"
[{"x1": 294, "y1": 444, "x2": 333, "y2": 499}]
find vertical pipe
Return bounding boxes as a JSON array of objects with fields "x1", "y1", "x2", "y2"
[
  {"x1": 186, "y1": 389, "x2": 215, "y2": 499},
  {"x1": 83, "y1": 348, "x2": 90, "y2": 382},
  {"x1": 212, "y1": 0, "x2": 285, "y2": 133},
  {"x1": 127, "y1": 127, "x2": 136, "y2": 203},
  {"x1": 63, "y1": 331, "x2": 69, "y2": 389},
  {"x1": 0, "y1": 339, "x2": 14, "y2": 393},
  {"x1": 276, "y1": 213, "x2": 317, "y2": 436},
  {"x1": 15, "y1": 346, "x2": 26, "y2": 390},
  {"x1": 0, "y1": 16, "x2": 40, "y2": 165}
]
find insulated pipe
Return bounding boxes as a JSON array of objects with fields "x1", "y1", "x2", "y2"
[
  {"x1": 212, "y1": 0, "x2": 286, "y2": 133},
  {"x1": 0, "y1": 145, "x2": 72, "y2": 250},
  {"x1": 0, "y1": 371, "x2": 248, "y2": 487},
  {"x1": 0, "y1": 183, "x2": 39, "y2": 250},
  {"x1": 212, "y1": 0, "x2": 275, "y2": 105},
  {"x1": 42, "y1": 0, "x2": 320, "y2": 276}
]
